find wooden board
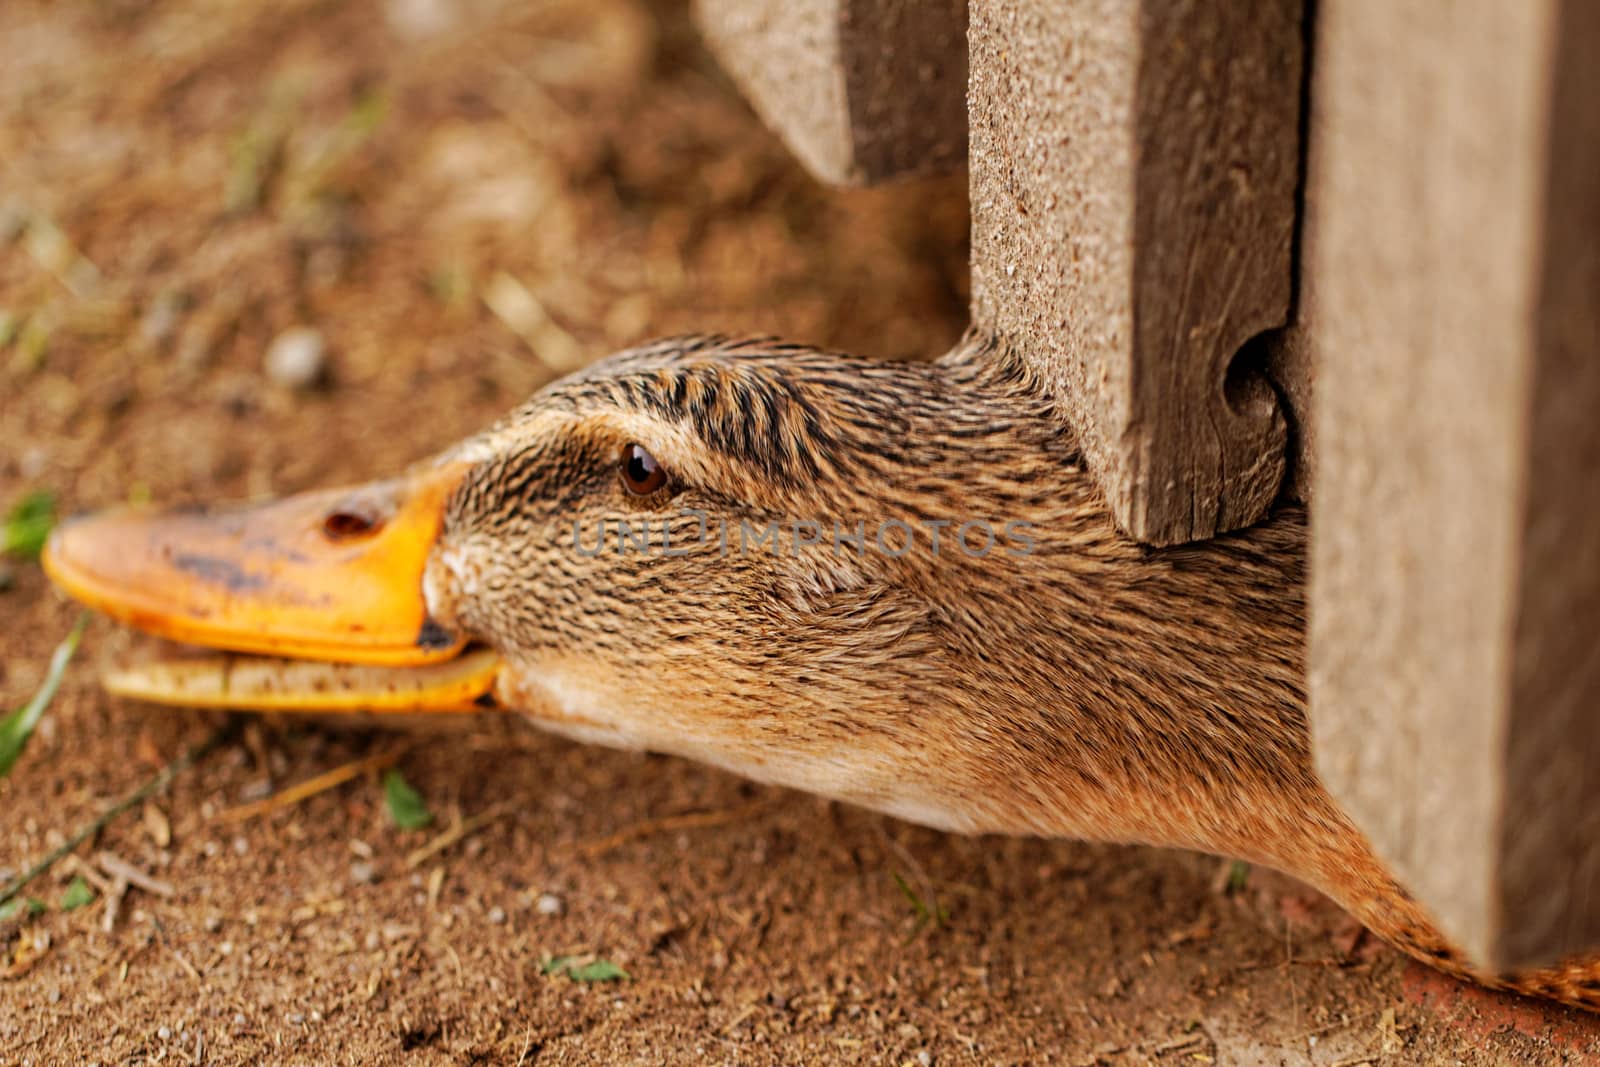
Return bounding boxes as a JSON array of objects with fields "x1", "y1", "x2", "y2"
[
  {"x1": 1308, "y1": 0, "x2": 1600, "y2": 971},
  {"x1": 968, "y1": 0, "x2": 1302, "y2": 545},
  {"x1": 693, "y1": 0, "x2": 967, "y2": 186}
]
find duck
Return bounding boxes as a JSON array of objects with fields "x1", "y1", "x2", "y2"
[{"x1": 41, "y1": 331, "x2": 1600, "y2": 1011}]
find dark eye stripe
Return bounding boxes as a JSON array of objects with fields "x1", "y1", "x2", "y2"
[{"x1": 619, "y1": 443, "x2": 667, "y2": 495}]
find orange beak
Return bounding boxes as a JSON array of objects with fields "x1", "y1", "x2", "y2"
[{"x1": 42, "y1": 461, "x2": 504, "y2": 714}]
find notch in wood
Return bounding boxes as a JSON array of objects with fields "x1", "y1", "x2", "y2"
[{"x1": 969, "y1": 0, "x2": 1301, "y2": 544}]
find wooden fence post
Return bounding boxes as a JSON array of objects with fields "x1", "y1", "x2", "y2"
[
  {"x1": 692, "y1": 0, "x2": 968, "y2": 186},
  {"x1": 1308, "y1": 0, "x2": 1600, "y2": 970},
  {"x1": 968, "y1": 0, "x2": 1304, "y2": 545}
]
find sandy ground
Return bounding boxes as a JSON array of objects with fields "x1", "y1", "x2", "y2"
[{"x1": 3, "y1": 1, "x2": 1599, "y2": 1064}]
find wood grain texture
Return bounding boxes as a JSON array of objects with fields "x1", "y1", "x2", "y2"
[
  {"x1": 969, "y1": 0, "x2": 1301, "y2": 545},
  {"x1": 693, "y1": 0, "x2": 967, "y2": 186},
  {"x1": 1308, "y1": 0, "x2": 1600, "y2": 971}
]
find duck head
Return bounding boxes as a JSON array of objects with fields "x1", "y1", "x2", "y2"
[
  {"x1": 46, "y1": 336, "x2": 1094, "y2": 832},
  {"x1": 45, "y1": 333, "x2": 1309, "y2": 848}
]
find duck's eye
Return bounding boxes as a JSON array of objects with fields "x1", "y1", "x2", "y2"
[{"x1": 619, "y1": 442, "x2": 668, "y2": 496}]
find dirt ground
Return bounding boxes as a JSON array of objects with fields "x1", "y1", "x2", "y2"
[{"x1": 3, "y1": 2, "x2": 1599, "y2": 1064}]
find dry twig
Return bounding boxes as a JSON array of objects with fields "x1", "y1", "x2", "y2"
[
  {"x1": 578, "y1": 797, "x2": 772, "y2": 858},
  {"x1": 406, "y1": 802, "x2": 514, "y2": 869},
  {"x1": 0, "y1": 722, "x2": 235, "y2": 909},
  {"x1": 214, "y1": 746, "x2": 405, "y2": 824}
]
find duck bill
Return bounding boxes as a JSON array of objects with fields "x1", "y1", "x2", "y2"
[
  {"x1": 42, "y1": 460, "x2": 503, "y2": 714},
  {"x1": 101, "y1": 649, "x2": 504, "y2": 715}
]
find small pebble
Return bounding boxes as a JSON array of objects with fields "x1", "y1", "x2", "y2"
[
  {"x1": 264, "y1": 327, "x2": 329, "y2": 390},
  {"x1": 0, "y1": 202, "x2": 26, "y2": 243},
  {"x1": 386, "y1": 0, "x2": 456, "y2": 37},
  {"x1": 364, "y1": 931, "x2": 381, "y2": 951},
  {"x1": 487, "y1": 906, "x2": 507, "y2": 925},
  {"x1": 237, "y1": 777, "x2": 273, "y2": 803},
  {"x1": 204, "y1": 915, "x2": 222, "y2": 933},
  {"x1": 350, "y1": 861, "x2": 378, "y2": 885},
  {"x1": 46, "y1": 989, "x2": 60, "y2": 1004},
  {"x1": 139, "y1": 291, "x2": 185, "y2": 349},
  {"x1": 157, "y1": 1026, "x2": 171, "y2": 1041},
  {"x1": 535, "y1": 893, "x2": 564, "y2": 916},
  {"x1": 19, "y1": 446, "x2": 48, "y2": 480},
  {"x1": 917, "y1": 1051, "x2": 933, "y2": 1067},
  {"x1": 231, "y1": 836, "x2": 249, "y2": 856}
]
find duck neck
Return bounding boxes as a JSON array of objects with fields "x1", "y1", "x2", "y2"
[{"x1": 876, "y1": 339, "x2": 1330, "y2": 865}]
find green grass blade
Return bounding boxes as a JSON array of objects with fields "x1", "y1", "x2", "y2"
[
  {"x1": 59, "y1": 875, "x2": 95, "y2": 911},
  {"x1": 382, "y1": 768, "x2": 433, "y2": 830},
  {"x1": 566, "y1": 959, "x2": 629, "y2": 982},
  {"x1": 2, "y1": 490, "x2": 56, "y2": 560},
  {"x1": 0, "y1": 615, "x2": 86, "y2": 779}
]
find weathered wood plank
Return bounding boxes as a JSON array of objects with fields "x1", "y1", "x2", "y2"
[
  {"x1": 693, "y1": 0, "x2": 967, "y2": 186},
  {"x1": 1308, "y1": 0, "x2": 1600, "y2": 970},
  {"x1": 969, "y1": 0, "x2": 1302, "y2": 545},
  {"x1": 1264, "y1": 73, "x2": 1324, "y2": 505}
]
